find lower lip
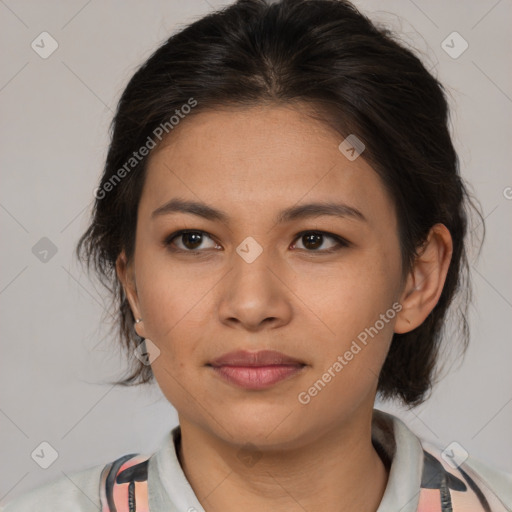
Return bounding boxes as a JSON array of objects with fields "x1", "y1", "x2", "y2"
[{"x1": 210, "y1": 365, "x2": 305, "y2": 390}]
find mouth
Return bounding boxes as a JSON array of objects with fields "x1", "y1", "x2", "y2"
[{"x1": 207, "y1": 350, "x2": 307, "y2": 390}]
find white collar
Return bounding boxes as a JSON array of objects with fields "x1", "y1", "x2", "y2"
[{"x1": 147, "y1": 409, "x2": 424, "y2": 511}]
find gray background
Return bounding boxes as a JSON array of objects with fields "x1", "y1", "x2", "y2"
[{"x1": 1, "y1": 0, "x2": 511, "y2": 504}]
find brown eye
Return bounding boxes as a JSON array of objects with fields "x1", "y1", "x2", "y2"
[
  {"x1": 302, "y1": 233, "x2": 323, "y2": 250},
  {"x1": 180, "y1": 232, "x2": 204, "y2": 250},
  {"x1": 165, "y1": 230, "x2": 219, "y2": 252},
  {"x1": 292, "y1": 231, "x2": 349, "y2": 252}
]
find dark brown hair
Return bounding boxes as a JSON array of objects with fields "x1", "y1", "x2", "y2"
[{"x1": 76, "y1": 0, "x2": 482, "y2": 406}]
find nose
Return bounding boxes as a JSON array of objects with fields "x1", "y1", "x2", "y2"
[{"x1": 217, "y1": 247, "x2": 293, "y2": 332}]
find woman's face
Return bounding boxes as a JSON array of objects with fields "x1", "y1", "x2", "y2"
[{"x1": 122, "y1": 104, "x2": 406, "y2": 448}]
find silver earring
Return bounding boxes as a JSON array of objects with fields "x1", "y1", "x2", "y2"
[{"x1": 135, "y1": 318, "x2": 143, "y2": 323}]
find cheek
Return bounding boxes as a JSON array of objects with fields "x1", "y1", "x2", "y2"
[
  {"x1": 302, "y1": 250, "x2": 401, "y2": 395},
  {"x1": 296, "y1": 273, "x2": 397, "y2": 417},
  {"x1": 135, "y1": 262, "x2": 209, "y2": 408},
  {"x1": 133, "y1": 247, "x2": 223, "y2": 370},
  {"x1": 312, "y1": 253, "x2": 400, "y2": 335}
]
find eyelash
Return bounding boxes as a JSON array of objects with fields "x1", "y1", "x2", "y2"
[{"x1": 163, "y1": 229, "x2": 350, "y2": 255}]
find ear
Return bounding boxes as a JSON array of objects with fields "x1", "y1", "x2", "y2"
[
  {"x1": 116, "y1": 250, "x2": 146, "y2": 339},
  {"x1": 394, "y1": 224, "x2": 453, "y2": 334}
]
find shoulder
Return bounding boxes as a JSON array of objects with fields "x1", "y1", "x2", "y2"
[
  {"x1": 1, "y1": 463, "x2": 106, "y2": 512},
  {"x1": 418, "y1": 439, "x2": 512, "y2": 511},
  {"x1": 464, "y1": 454, "x2": 512, "y2": 504},
  {"x1": 1, "y1": 429, "x2": 178, "y2": 512},
  {"x1": 373, "y1": 410, "x2": 512, "y2": 512},
  {"x1": 0, "y1": 452, "x2": 152, "y2": 512}
]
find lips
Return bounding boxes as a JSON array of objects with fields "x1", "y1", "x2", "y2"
[
  {"x1": 209, "y1": 349, "x2": 305, "y2": 367},
  {"x1": 207, "y1": 350, "x2": 306, "y2": 390}
]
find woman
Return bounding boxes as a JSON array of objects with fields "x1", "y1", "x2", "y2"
[{"x1": 3, "y1": 0, "x2": 511, "y2": 511}]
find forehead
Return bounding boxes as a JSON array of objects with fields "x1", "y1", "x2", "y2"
[{"x1": 140, "y1": 105, "x2": 395, "y2": 227}]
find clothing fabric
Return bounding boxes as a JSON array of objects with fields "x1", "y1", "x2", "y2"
[{"x1": 2, "y1": 410, "x2": 511, "y2": 511}]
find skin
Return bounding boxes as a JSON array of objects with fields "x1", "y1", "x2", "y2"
[{"x1": 116, "y1": 104, "x2": 453, "y2": 512}]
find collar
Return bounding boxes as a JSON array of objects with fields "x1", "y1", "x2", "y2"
[{"x1": 147, "y1": 409, "x2": 424, "y2": 511}]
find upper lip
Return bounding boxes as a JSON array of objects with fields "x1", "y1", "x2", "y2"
[{"x1": 208, "y1": 350, "x2": 305, "y2": 367}]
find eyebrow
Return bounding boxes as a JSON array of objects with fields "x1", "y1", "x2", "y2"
[{"x1": 151, "y1": 198, "x2": 366, "y2": 224}]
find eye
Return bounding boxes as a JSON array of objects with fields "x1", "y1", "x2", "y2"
[
  {"x1": 164, "y1": 230, "x2": 220, "y2": 253},
  {"x1": 164, "y1": 229, "x2": 349, "y2": 255},
  {"x1": 291, "y1": 231, "x2": 349, "y2": 253}
]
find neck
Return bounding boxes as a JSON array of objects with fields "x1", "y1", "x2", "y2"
[{"x1": 176, "y1": 411, "x2": 388, "y2": 512}]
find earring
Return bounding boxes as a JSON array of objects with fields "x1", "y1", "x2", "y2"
[{"x1": 134, "y1": 318, "x2": 143, "y2": 332}]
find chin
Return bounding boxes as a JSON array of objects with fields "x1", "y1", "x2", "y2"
[{"x1": 210, "y1": 407, "x2": 315, "y2": 450}]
